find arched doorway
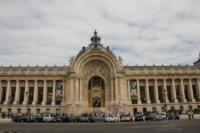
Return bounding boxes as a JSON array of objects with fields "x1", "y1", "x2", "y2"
[{"x1": 88, "y1": 76, "x2": 105, "y2": 108}]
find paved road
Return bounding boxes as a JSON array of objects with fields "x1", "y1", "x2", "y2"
[{"x1": 0, "y1": 120, "x2": 200, "y2": 133}]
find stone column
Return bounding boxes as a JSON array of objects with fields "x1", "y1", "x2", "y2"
[
  {"x1": 127, "y1": 80, "x2": 131, "y2": 101},
  {"x1": 124, "y1": 79, "x2": 128, "y2": 101},
  {"x1": 115, "y1": 78, "x2": 119, "y2": 101},
  {"x1": 0, "y1": 80, "x2": 2, "y2": 104},
  {"x1": 197, "y1": 78, "x2": 200, "y2": 101},
  {"x1": 4, "y1": 80, "x2": 11, "y2": 104},
  {"x1": 42, "y1": 80, "x2": 47, "y2": 105},
  {"x1": 32, "y1": 80, "x2": 38, "y2": 105},
  {"x1": 61, "y1": 80, "x2": 65, "y2": 104},
  {"x1": 119, "y1": 78, "x2": 123, "y2": 100},
  {"x1": 180, "y1": 79, "x2": 187, "y2": 102},
  {"x1": 65, "y1": 79, "x2": 70, "y2": 101},
  {"x1": 79, "y1": 79, "x2": 83, "y2": 101},
  {"x1": 189, "y1": 79, "x2": 195, "y2": 102},
  {"x1": 13, "y1": 80, "x2": 20, "y2": 105},
  {"x1": 23, "y1": 80, "x2": 29, "y2": 105},
  {"x1": 70, "y1": 78, "x2": 74, "y2": 101},
  {"x1": 75, "y1": 79, "x2": 79, "y2": 101},
  {"x1": 172, "y1": 79, "x2": 178, "y2": 103},
  {"x1": 163, "y1": 79, "x2": 169, "y2": 103},
  {"x1": 136, "y1": 79, "x2": 141, "y2": 104},
  {"x1": 51, "y1": 80, "x2": 56, "y2": 105},
  {"x1": 145, "y1": 79, "x2": 151, "y2": 104},
  {"x1": 154, "y1": 79, "x2": 160, "y2": 104},
  {"x1": 110, "y1": 78, "x2": 114, "y2": 102}
]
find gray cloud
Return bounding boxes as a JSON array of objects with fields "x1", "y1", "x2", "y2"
[{"x1": 0, "y1": 0, "x2": 200, "y2": 66}]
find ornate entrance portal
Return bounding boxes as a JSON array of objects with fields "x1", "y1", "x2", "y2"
[{"x1": 88, "y1": 76, "x2": 105, "y2": 108}]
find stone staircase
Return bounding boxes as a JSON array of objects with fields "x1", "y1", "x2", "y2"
[{"x1": 82, "y1": 107, "x2": 111, "y2": 114}]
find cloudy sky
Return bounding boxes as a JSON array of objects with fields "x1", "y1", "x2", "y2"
[{"x1": 0, "y1": 0, "x2": 200, "y2": 66}]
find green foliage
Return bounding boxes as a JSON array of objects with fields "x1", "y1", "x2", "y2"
[
  {"x1": 193, "y1": 108, "x2": 200, "y2": 114},
  {"x1": 143, "y1": 111, "x2": 151, "y2": 116}
]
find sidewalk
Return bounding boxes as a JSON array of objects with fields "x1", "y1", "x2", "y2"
[{"x1": 180, "y1": 114, "x2": 200, "y2": 120}]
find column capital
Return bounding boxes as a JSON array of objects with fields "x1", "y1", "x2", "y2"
[
  {"x1": 171, "y1": 78, "x2": 175, "y2": 81},
  {"x1": 15, "y1": 79, "x2": 19, "y2": 82},
  {"x1": 163, "y1": 78, "x2": 167, "y2": 81},
  {"x1": 136, "y1": 78, "x2": 140, "y2": 81}
]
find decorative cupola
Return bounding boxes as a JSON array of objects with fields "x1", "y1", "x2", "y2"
[
  {"x1": 75, "y1": 30, "x2": 116, "y2": 61},
  {"x1": 90, "y1": 30, "x2": 101, "y2": 44},
  {"x1": 88, "y1": 30, "x2": 104, "y2": 49},
  {"x1": 194, "y1": 52, "x2": 200, "y2": 66}
]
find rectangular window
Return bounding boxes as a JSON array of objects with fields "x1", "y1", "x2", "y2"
[
  {"x1": 36, "y1": 108, "x2": 40, "y2": 114},
  {"x1": 158, "y1": 86, "x2": 163, "y2": 103},
  {"x1": 149, "y1": 86, "x2": 154, "y2": 103},
  {"x1": 184, "y1": 85, "x2": 189, "y2": 101},
  {"x1": 129, "y1": 80, "x2": 137, "y2": 104},
  {"x1": 143, "y1": 107, "x2": 147, "y2": 113},
  {"x1": 47, "y1": 87, "x2": 53, "y2": 105},
  {"x1": 167, "y1": 85, "x2": 172, "y2": 102},
  {"x1": 29, "y1": 87, "x2": 34, "y2": 104},
  {"x1": 55, "y1": 81, "x2": 63, "y2": 105},
  {"x1": 46, "y1": 108, "x2": 50, "y2": 113},
  {"x1": 38, "y1": 87, "x2": 43, "y2": 104},
  {"x1": 8, "y1": 108, "x2": 11, "y2": 113},
  {"x1": 152, "y1": 107, "x2": 156, "y2": 112},
  {"x1": 2, "y1": 87, "x2": 7, "y2": 103},
  {"x1": 140, "y1": 86, "x2": 145, "y2": 103},
  {"x1": 19, "y1": 87, "x2": 25, "y2": 104},
  {"x1": 56, "y1": 109, "x2": 60, "y2": 114},
  {"x1": 27, "y1": 108, "x2": 31, "y2": 113},
  {"x1": 133, "y1": 108, "x2": 137, "y2": 115},
  {"x1": 17, "y1": 108, "x2": 21, "y2": 113},
  {"x1": 11, "y1": 87, "x2": 16, "y2": 104}
]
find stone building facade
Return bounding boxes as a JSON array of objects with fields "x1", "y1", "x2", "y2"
[{"x1": 0, "y1": 31, "x2": 200, "y2": 115}]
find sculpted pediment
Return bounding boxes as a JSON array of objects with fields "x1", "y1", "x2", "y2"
[{"x1": 83, "y1": 60, "x2": 110, "y2": 78}]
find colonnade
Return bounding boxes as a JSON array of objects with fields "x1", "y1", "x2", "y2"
[
  {"x1": 0, "y1": 80, "x2": 62, "y2": 106},
  {"x1": 128, "y1": 78, "x2": 200, "y2": 104}
]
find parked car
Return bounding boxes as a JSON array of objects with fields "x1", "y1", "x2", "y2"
[
  {"x1": 54, "y1": 115, "x2": 62, "y2": 123},
  {"x1": 92, "y1": 115, "x2": 101, "y2": 122},
  {"x1": 35, "y1": 114, "x2": 43, "y2": 122},
  {"x1": 175, "y1": 112, "x2": 180, "y2": 120},
  {"x1": 145, "y1": 112, "x2": 156, "y2": 121},
  {"x1": 24, "y1": 114, "x2": 36, "y2": 123},
  {"x1": 79, "y1": 114, "x2": 90, "y2": 122},
  {"x1": 88, "y1": 115, "x2": 96, "y2": 123},
  {"x1": 43, "y1": 113, "x2": 55, "y2": 122},
  {"x1": 12, "y1": 114, "x2": 25, "y2": 123},
  {"x1": 160, "y1": 112, "x2": 167, "y2": 120},
  {"x1": 167, "y1": 112, "x2": 176, "y2": 120},
  {"x1": 155, "y1": 113, "x2": 162, "y2": 121},
  {"x1": 134, "y1": 112, "x2": 144, "y2": 121},
  {"x1": 105, "y1": 116, "x2": 119, "y2": 122},
  {"x1": 120, "y1": 114, "x2": 132, "y2": 122},
  {"x1": 61, "y1": 114, "x2": 71, "y2": 123}
]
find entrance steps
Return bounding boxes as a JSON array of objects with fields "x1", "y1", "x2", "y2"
[{"x1": 82, "y1": 107, "x2": 112, "y2": 114}]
